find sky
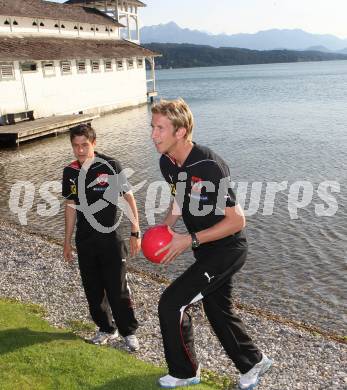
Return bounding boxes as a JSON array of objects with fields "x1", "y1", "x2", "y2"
[{"x1": 49, "y1": 0, "x2": 347, "y2": 39}]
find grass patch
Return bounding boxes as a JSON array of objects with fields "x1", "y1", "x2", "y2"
[
  {"x1": 201, "y1": 369, "x2": 232, "y2": 389},
  {"x1": 66, "y1": 319, "x2": 96, "y2": 334},
  {"x1": 0, "y1": 298, "x2": 220, "y2": 390}
]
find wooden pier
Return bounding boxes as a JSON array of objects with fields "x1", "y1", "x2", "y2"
[
  {"x1": 0, "y1": 114, "x2": 99, "y2": 145},
  {"x1": 147, "y1": 90, "x2": 158, "y2": 103}
]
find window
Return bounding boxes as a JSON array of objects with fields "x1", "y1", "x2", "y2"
[
  {"x1": 54, "y1": 23, "x2": 59, "y2": 28},
  {"x1": 137, "y1": 58, "x2": 144, "y2": 68},
  {"x1": 91, "y1": 27, "x2": 94, "y2": 31},
  {"x1": 4, "y1": 20, "x2": 10, "y2": 25},
  {"x1": 13, "y1": 20, "x2": 18, "y2": 25},
  {"x1": 74, "y1": 26, "x2": 78, "y2": 30},
  {"x1": 80, "y1": 26, "x2": 83, "y2": 30},
  {"x1": 104, "y1": 59, "x2": 112, "y2": 71},
  {"x1": 77, "y1": 60, "x2": 87, "y2": 73},
  {"x1": 116, "y1": 59, "x2": 124, "y2": 70},
  {"x1": 91, "y1": 60, "x2": 100, "y2": 72},
  {"x1": 127, "y1": 58, "x2": 134, "y2": 69},
  {"x1": 42, "y1": 61, "x2": 55, "y2": 77},
  {"x1": 95, "y1": 27, "x2": 99, "y2": 32},
  {"x1": 20, "y1": 62, "x2": 37, "y2": 72},
  {"x1": 0, "y1": 62, "x2": 15, "y2": 80},
  {"x1": 61, "y1": 24, "x2": 65, "y2": 29},
  {"x1": 39, "y1": 22, "x2": 44, "y2": 27},
  {"x1": 60, "y1": 61, "x2": 72, "y2": 75},
  {"x1": 32, "y1": 21, "x2": 37, "y2": 26}
]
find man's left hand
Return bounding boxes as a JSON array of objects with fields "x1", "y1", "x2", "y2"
[
  {"x1": 156, "y1": 229, "x2": 192, "y2": 265},
  {"x1": 129, "y1": 236, "x2": 141, "y2": 257}
]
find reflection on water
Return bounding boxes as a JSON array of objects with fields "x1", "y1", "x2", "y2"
[{"x1": 1, "y1": 61, "x2": 346, "y2": 335}]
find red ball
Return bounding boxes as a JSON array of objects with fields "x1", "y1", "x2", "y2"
[{"x1": 141, "y1": 225, "x2": 173, "y2": 263}]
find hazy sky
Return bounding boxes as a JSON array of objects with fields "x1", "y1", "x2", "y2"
[{"x1": 49, "y1": 0, "x2": 347, "y2": 39}]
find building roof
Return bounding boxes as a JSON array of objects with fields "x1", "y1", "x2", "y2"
[
  {"x1": 0, "y1": 0, "x2": 123, "y2": 26},
  {"x1": 0, "y1": 35, "x2": 160, "y2": 61},
  {"x1": 65, "y1": 0, "x2": 146, "y2": 7}
]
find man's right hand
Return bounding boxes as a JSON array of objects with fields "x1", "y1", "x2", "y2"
[{"x1": 63, "y1": 243, "x2": 74, "y2": 263}]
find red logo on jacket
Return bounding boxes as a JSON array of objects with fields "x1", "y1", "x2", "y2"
[
  {"x1": 191, "y1": 176, "x2": 203, "y2": 192},
  {"x1": 97, "y1": 173, "x2": 109, "y2": 186}
]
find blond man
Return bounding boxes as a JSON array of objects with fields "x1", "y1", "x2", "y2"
[{"x1": 150, "y1": 99, "x2": 272, "y2": 389}]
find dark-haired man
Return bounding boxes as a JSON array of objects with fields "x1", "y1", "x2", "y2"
[
  {"x1": 150, "y1": 99, "x2": 272, "y2": 389},
  {"x1": 62, "y1": 124, "x2": 140, "y2": 351}
]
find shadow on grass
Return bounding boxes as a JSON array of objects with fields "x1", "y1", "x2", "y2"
[
  {"x1": 90, "y1": 372, "x2": 165, "y2": 390},
  {"x1": 0, "y1": 327, "x2": 76, "y2": 355}
]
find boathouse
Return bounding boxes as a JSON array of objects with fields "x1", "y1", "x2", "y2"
[{"x1": 0, "y1": 0, "x2": 159, "y2": 125}]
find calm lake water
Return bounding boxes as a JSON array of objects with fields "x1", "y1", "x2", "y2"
[{"x1": 0, "y1": 60, "x2": 346, "y2": 334}]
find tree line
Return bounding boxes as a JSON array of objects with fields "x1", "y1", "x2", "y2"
[{"x1": 144, "y1": 43, "x2": 347, "y2": 69}]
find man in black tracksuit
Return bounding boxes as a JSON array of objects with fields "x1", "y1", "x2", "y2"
[
  {"x1": 150, "y1": 99, "x2": 272, "y2": 389},
  {"x1": 62, "y1": 124, "x2": 141, "y2": 351}
]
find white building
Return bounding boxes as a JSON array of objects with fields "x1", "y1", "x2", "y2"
[{"x1": 0, "y1": 0, "x2": 159, "y2": 124}]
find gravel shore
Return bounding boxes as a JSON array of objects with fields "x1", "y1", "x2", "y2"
[{"x1": 0, "y1": 220, "x2": 346, "y2": 390}]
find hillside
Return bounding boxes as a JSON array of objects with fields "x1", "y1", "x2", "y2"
[{"x1": 144, "y1": 43, "x2": 347, "y2": 69}]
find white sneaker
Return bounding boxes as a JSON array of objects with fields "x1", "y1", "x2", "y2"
[
  {"x1": 124, "y1": 334, "x2": 139, "y2": 351},
  {"x1": 239, "y1": 354, "x2": 272, "y2": 390},
  {"x1": 158, "y1": 365, "x2": 201, "y2": 388},
  {"x1": 90, "y1": 330, "x2": 118, "y2": 345}
]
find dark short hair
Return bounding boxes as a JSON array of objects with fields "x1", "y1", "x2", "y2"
[{"x1": 69, "y1": 123, "x2": 96, "y2": 142}]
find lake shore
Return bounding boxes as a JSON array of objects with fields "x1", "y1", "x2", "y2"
[{"x1": 0, "y1": 219, "x2": 346, "y2": 389}]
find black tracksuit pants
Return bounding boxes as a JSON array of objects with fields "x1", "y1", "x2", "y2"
[
  {"x1": 76, "y1": 232, "x2": 138, "y2": 336},
  {"x1": 158, "y1": 243, "x2": 262, "y2": 378}
]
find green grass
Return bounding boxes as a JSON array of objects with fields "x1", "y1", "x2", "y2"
[
  {"x1": 0, "y1": 298, "x2": 220, "y2": 390},
  {"x1": 66, "y1": 319, "x2": 96, "y2": 334}
]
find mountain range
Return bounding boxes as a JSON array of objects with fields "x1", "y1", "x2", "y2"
[{"x1": 140, "y1": 22, "x2": 347, "y2": 53}]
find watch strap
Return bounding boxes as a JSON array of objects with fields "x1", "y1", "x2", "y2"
[{"x1": 190, "y1": 232, "x2": 200, "y2": 249}]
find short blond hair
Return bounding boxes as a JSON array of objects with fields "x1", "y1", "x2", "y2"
[{"x1": 151, "y1": 98, "x2": 194, "y2": 141}]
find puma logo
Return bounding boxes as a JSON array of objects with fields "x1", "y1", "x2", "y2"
[{"x1": 204, "y1": 272, "x2": 215, "y2": 283}]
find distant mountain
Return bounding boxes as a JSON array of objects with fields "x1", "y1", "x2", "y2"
[
  {"x1": 141, "y1": 22, "x2": 347, "y2": 52},
  {"x1": 306, "y1": 45, "x2": 331, "y2": 53},
  {"x1": 143, "y1": 43, "x2": 347, "y2": 69}
]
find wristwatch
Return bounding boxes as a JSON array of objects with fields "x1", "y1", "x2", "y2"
[
  {"x1": 190, "y1": 232, "x2": 200, "y2": 249},
  {"x1": 130, "y1": 231, "x2": 141, "y2": 239}
]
